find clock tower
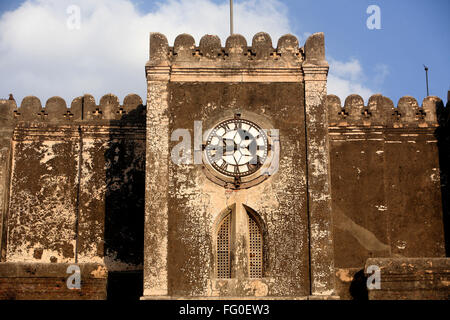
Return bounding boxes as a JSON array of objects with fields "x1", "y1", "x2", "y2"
[{"x1": 142, "y1": 32, "x2": 336, "y2": 299}]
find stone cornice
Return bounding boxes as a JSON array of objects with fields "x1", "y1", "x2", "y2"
[{"x1": 146, "y1": 65, "x2": 304, "y2": 82}]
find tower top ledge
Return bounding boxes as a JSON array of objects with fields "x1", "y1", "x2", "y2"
[{"x1": 146, "y1": 32, "x2": 328, "y2": 72}]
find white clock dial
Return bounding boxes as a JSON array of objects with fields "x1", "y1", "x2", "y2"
[{"x1": 205, "y1": 118, "x2": 268, "y2": 178}]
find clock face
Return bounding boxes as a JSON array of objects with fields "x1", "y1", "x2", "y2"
[{"x1": 205, "y1": 118, "x2": 269, "y2": 178}]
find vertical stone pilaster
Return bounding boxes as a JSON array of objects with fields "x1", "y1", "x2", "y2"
[
  {"x1": 303, "y1": 33, "x2": 336, "y2": 297},
  {"x1": 143, "y1": 76, "x2": 170, "y2": 297},
  {"x1": 0, "y1": 100, "x2": 15, "y2": 261},
  {"x1": 143, "y1": 33, "x2": 171, "y2": 297},
  {"x1": 232, "y1": 201, "x2": 249, "y2": 279}
]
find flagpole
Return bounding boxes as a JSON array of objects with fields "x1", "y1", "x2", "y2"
[
  {"x1": 230, "y1": 0, "x2": 234, "y2": 35},
  {"x1": 424, "y1": 65, "x2": 429, "y2": 97}
]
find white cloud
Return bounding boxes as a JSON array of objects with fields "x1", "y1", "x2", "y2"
[
  {"x1": 373, "y1": 63, "x2": 390, "y2": 86},
  {"x1": 327, "y1": 57, "x2": 387, "y2": 103},
  {"x1": 0, "y1": 0, "x2": 291, "y2": 105},
  {"x1": 0, "y1": 0, "x2": 383, "y2": 107},
  {"x1": 329, "y1": 58, "x2": 363, "y2": 82}
]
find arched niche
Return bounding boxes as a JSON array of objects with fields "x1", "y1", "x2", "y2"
[{"x1": 212, "y1": 204, "x2": 268, "y2": 279}]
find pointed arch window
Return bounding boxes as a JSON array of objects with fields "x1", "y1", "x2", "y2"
[
  {"x1": 216, "y1": 212, "x2": 231, "y2": 279},
  {"x1": 248, "y1": 213, "x2": 263, "y2": 278},
  {"x1": 215, "y1": 205, "x2": 265, "y2": 279}
]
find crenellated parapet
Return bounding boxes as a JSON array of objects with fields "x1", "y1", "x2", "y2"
[
  {"x1": 0, "y1": 99, "x2": 17, "y2": 124},
  {"x1": 146, "y1": 32, "x2": 328, "y2": 82},
  {"x1": 148, "y1": 32, "x2": 307, "y2": 64},
  {"x1": 327, "y1": 94, "x2": 443, "y2": 128},
  {"x1": 5, "y1": 93, "x2": 145, "y2": 124}
]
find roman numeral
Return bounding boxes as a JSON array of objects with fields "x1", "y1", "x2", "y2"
[{"x1": 220, "y1": 162, "x2": 228, "y2": 170}]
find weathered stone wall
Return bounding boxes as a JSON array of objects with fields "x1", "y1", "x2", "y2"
[
  {"x1": 436, "y1": 95, "x2": 450, "y2": 257},
  {"x1": 0, "y1": 98, "x2": 16, "y2": 261},
  {"x1": 328, "y1": 94, "x2": 447, "y2": 299},
  {"x1": 167, "y1": 82, "x2": 308, "y2": 297},
  {"x1": 0, "y1": 262, "x2": 107, "y2": 300},
  {"x1": 0, "y1": 31, "x2": 448, "y2": 300},
  {"x1": 8, "y1": 121, "x2": 79, "y2": 263},
  {"x1": 365, "y1": 258, "x2": 450, "y2": 300},
  {"x1": 0, "y1": 93, "x2": 146, "y2": 299}
]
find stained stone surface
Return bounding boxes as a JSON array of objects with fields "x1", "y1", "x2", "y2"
[{"x1": 0, "y1": 32, "x2": 448, "y2": 300}]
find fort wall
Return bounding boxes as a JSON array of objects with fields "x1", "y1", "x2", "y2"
[
  {"x1": 0, "y1": 31, "x2": 448, "y2": 300},
  {"x1": 327, "y1": 94, "x2": 447, "y2": 299},
  {"x1": 0, "y1": 94, "x2": 146, "y2": 299}
]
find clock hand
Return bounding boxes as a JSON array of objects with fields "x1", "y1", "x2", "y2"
[{"x1": 223, "y1": 138, "x2": 236, "y2": 155}]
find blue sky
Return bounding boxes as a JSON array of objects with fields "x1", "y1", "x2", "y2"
[
  {"x1": 284, "y1": 0, "x2": 450, "y2": 104},
  {"x1": 0, "y1": 0, "x2": 448, "y2": 106}
]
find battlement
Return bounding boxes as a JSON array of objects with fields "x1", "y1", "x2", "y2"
[
  {"x1": 0, "y1": 94, "x2": 145, "y2": 123},
  {"x1": 327, "y1": 94, "x2": 444, "y2": 128},
  {"x1": 0, "y1": 100, "x2": 14, "y2": 122},
  {"x1": 3, "y1": 92, "x2": 445, "y2": 128},
  {"x1": 146, "y1": 32, "x2": 327, "y2": 79}
]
